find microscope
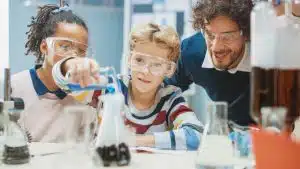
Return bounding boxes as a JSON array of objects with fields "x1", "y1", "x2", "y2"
[{"x1": 0, "y1": 68, "x2": 30, "y2": 165}]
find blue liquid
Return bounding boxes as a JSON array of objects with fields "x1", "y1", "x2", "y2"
[{"x1": 67, "y1": 83, "x2": 116, "y2": 93}]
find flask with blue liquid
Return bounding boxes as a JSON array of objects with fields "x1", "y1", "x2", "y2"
[{"x1": 65, "y1": 67, "x2": 120, "y2": 94}]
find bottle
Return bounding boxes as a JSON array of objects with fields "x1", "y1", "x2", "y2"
[{"x1": 251, "y1": 0, "x2": 300, "y2": 133}]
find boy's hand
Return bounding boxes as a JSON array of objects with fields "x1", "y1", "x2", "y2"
[{"x1": 62, "y1": 57, "x2": 100, "y2": 87}]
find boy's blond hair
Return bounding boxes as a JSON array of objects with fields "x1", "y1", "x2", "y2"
[{"x1": 129, "y1": 23, "x2": 180, "y2": 62}]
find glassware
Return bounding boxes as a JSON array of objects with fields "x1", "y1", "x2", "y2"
[
  {"x1": 50, "y1": 104, "x2": 97, "y2": 168},
  {"x1": 261, "y1": 107, "x2": 287, "y2": 132},
  {"x1": 0, "y1": 108, "x2": 6, "y2": 164},
  {"x1": 93, "y1": 93, "x2": 132, "y2": 167},
  {"x1": 2, "y1": 121, "x2": 30, "y2": 165},
  {"x1": 251, "y1": 0, "x2": 300, "y2": 133},
  {"x1": 195, "y1": 102, "x2": 233, "y2": 169},
  {"x1": 63, "y1": 65, "x2": 132, "y2": 167},
  {"x1": 195, "y1": 102, "x2": 254, "y2": 169},
  {"x1": 66, "y1": 67, "x2": 120, "y2": 93},
  {"x1": 228, "y1": 121, "x2": 257, "y2": 159}
]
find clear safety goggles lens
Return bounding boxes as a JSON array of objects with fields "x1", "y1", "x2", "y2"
[
  {"x1": 46, "y1": 37, "x2": 93, "y2": 58},
  {"x1": 129, "y1": 52, "x2": 175, "y2": 77}
]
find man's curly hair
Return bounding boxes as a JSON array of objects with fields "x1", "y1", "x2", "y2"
[{"x1": 192, "y1": 0, "x2": 254, "y2": 39}]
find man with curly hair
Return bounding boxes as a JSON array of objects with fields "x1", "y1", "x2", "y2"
[
  {"x1": 166, "y1": 0, "x2": 300, "y2": 127},
  {"x1": 166, "y1": 0, "x2": 255, "y2": 126}
]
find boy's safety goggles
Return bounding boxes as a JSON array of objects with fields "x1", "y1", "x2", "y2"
[{"x1": 129, "y1": 51, "x2": 176, "y2": 77}]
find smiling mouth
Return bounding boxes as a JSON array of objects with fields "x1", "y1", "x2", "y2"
[
  {"x1": 214, "y1": 53, "x2": 229, "y2": 61},
  {"x1": 138, "y1": 77, "x2": 151, "y2": 83}
]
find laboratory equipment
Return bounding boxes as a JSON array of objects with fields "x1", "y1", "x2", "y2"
[
  {"x1": 195, "y1": 102, "x2": 233, "y2": 169},
  {"x1": 251, "y1": 0, "x2": 300, "y2": 132},
  {"x1": 195, "y1": 102, "x2": 254, "y2": 169},
  {"x1": 261, "y1": 107, "x2": 287, "y2": 132},
  {"x1": 129, "y1": 51, "x2": 176, "y2": 77},
  {"x1": 93, "y1": 93, "x2": 131, "y2": 167},
  {"x1": 65, "y1": 67, "x2": 120, "y2": 94},
  {"x1": 0, "y1": 68, "x2": 29, "y2": 165},
  {"x1": 46, "y1": 37, "x2": 94, "y2": 64},
  {"x1": 228, "y1": 121, "x2": 257, "y2": 159},
  {"x1": 65, "y1": 65, "x2": 131, "y2": 166},
  {"x1": 22, "y1": 0, "x2": 67, "y2": 7}
]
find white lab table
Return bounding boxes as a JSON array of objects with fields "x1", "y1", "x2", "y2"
[
  {"x1": 0, "y1": 143, "x2": 197, "y2": 169},
  {"x1": 0, "y1": 142, "x2": 253, "y2": 169}
]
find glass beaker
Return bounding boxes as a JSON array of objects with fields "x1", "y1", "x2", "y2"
[
  {"x1": 49, "y1": 104, "x2": 97, "y2": 168},
  {"x1": 65, "y1": 66, "x2": 120, "y2": 93},
  {"x1": 228, "y1": 121, "x2": 257, "y2": 160}
]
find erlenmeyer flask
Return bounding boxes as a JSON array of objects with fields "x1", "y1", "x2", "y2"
[
  {"x1": 196, "y1": 102, "x2": 233, "y2": 169},
  {"x1": 93, "y1": 93, "x2": 131, "y2": 167},
  {"x1": 2, "y1": 120, "x2": 30, "y2": 165},
  {"x1": 1, "y1": 97, "x2": 30, "y2": 165},
  {"x1": 195, "y1": 102, "x2": 253, "y2": 169}
]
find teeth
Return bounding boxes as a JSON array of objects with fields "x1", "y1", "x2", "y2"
[{"x1": 215, "y1": 54, "x2": 227, "y2": 58}]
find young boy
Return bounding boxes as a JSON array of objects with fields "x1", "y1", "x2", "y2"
[{"x1": 53, "y1": 23, "x2": 203, "y2": 150}]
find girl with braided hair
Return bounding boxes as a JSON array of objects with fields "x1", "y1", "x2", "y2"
[{"x1": 10, "y1": 4, "x2": 97, "y2": 142}]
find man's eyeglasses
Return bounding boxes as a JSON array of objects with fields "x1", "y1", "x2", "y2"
[{"x1": 202, "y1": 30, "x2": 243, "y2": 44}]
